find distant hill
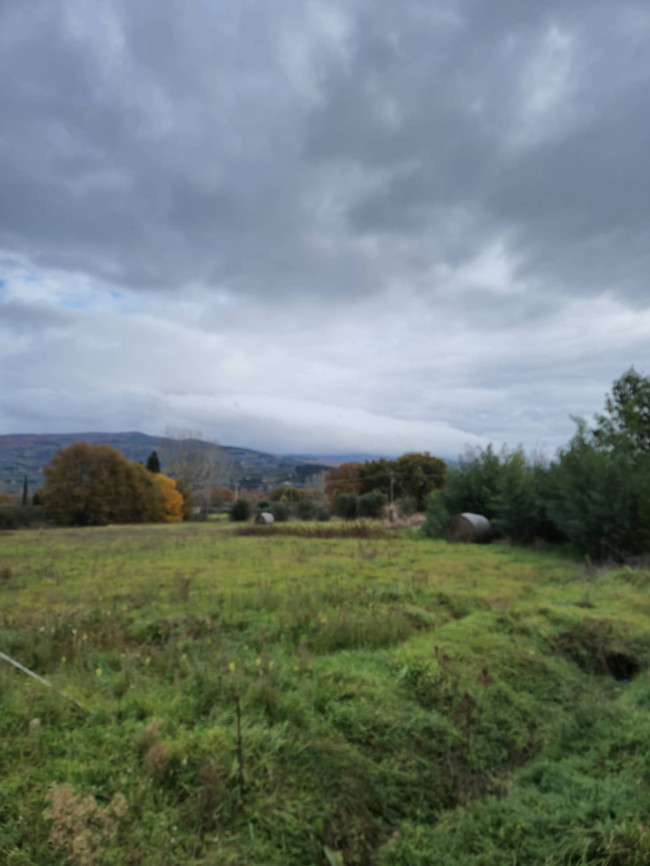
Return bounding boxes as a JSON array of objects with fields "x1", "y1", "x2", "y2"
[{"x1": 0, "y1": 432, "x2": 331, "y2": 495}]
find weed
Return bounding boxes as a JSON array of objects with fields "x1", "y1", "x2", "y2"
[
  {"x1": 143, "y1": 740, "x2": 171, "y2": 779},
  {"x1": 43, "y1": 784, "x2": 127, "y2": 866}
]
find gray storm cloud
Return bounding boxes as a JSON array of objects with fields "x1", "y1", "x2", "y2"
[{"x1": 1, "y1": 0, "x2": 650, "y2": 455}]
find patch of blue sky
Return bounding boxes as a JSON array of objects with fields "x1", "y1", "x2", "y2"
[
  {"x1": 58, "y1": 298, "x2": 88, "y2": 309},
  {"x1": 107, "y1": 291, "x2": 146, "y2": 314}
]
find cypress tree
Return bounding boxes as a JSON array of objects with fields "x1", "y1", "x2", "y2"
[{"x1": 146, "y1": 451, "x2": 161, "y2": 474}]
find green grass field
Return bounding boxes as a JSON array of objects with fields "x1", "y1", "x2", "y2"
[{"x1": 2, "y1": 523, "x2": 650, "y2": 865}]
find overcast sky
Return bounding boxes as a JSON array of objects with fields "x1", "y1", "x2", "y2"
[{"x1": 2, "y1": 0, "x2": 650, "y2": 458}]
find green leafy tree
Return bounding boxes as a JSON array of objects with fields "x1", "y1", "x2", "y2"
[
  {"x1": 593, "y1": 367, "x2": 650, "y2": 454},
  {"x1": 442, "y1": 445, "x2": 503, "y2": 519},
  {"x1": 547, "y1": 370, "x2": 650, "y2": 558},
  {"x1": 359, "y1": 452, "x2": 446, "y2": 511},
  {"x1": 490, "y1": 451, "x2": 547, "y2": 543},
  {"x1": 548, "y1": 421, "x2": 650, "y2": 559},
  {"x1": 358, "y1": 458, "x2": 394, "y2": 499},
  {"x1": 395, "y1": 452, "x2": 446, "y2": 511}
]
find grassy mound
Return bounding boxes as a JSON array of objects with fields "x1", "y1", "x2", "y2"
[{"x1": 1, "y1": 524, "x2": 650, "y2": 864}]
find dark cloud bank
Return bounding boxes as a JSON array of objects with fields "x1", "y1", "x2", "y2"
[{"x1": 1, "y1": 0, "x2": 650, "y2": 455}]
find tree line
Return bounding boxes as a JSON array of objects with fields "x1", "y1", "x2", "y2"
[
  {"x1": 323, "y1": 452, "x2": 446, "y2": 518},
  {"x1": 6, "y1": 367, "x2": 650, "y2": 559},
  {"x1": 424, "y1": 368, "x2": 650, "y2": 560}
]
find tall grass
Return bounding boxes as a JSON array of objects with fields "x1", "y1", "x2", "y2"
[{"x1": 1, "y1": 523, "x2": 650, "y2": 864}]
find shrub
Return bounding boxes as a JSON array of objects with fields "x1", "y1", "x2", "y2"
[
  {"x1": 334, "y1": 493, "x2": 359, "y2": 520},
  {"x1": 43, "y1": 783, "x2": 128, "y2": 866},
  {"x1": 316, "y1": 506, "x2": 332, "y2": 522},
  {"x1": 422, "y1": 491, "x2": 449, "y2": 538},
  {"x1": 229, "y1": 499, "x2": 252, "y2": 522},
  {"x1": 0, "y1": 505, "x2": 49, "y2": 530},
  {"x1": 358, "y1": 491, "x2": 388, "y2": 519},
  {"x1": 270, "y1": 501, "x2": 291, "y2": 522},
  {"x1": 397, "y1": 496, "x2": 418, "y2": 517},
  {"x1": 295, "y1": 498, "x2": 319, "y2": 520}
]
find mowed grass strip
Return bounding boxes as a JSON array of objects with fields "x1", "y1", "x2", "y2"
[{"x1": 1, "y1": 523, "x2": 650, "y2": 865}]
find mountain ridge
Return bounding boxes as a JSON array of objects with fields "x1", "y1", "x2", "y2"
[{"x1": 0, "y1": 432, "x2": 332, "y2": 494}]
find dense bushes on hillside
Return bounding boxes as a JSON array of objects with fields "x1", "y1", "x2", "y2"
[{"x1": 42, "y1": 443, "x2": 184, "y2": 526}]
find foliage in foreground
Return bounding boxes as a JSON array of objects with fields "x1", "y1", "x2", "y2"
[{"x1": 2, "y1": 523, "x2": 650, "y2": 865}]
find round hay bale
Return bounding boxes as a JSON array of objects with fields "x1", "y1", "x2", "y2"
[
  {"x1": 255, "y1": 511, "x2": 275, "y2": 526},
  {"x1": 444, "y1": 513, "x2": 493, "y2": 544}
]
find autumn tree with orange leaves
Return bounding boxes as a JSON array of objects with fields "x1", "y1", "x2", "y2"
[
  {"x1": 324, "y1": 462, "x2": 361, "y2": 506},
  {"x1": 153, "y1": 473, "x2": 184, "y2": 522},
  {"x1": 42, "y1": 442, "x2": 185, "y2": 526}
]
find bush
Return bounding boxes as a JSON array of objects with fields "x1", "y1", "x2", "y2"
[
  {"x1": 397, "y1": 496, "x2": 418, "y2": 517},
  {"x1": 295, "y1": 498, "x2": 319, "y2": 520},
  {"x1": 0, "y1": 506, "x2": 49, "y2": 530},
  {"x1": 270, "y1": 502, "x2": 291, "y2": 522},
  {"x1": 229, "y1": 499, "x2": 252, "y2": 522},
  {"x1": 334, "y1": 493, "x2": 359, "y2": 520},
  {"x1": 422, "y1": 491, "x2": 449, "y2": 538},
  {"x1": 316, "y1": 506, "x2": 332, "y2": 522},
  {"x1": 358, "y1": 491, "x2": 388, "y2": 519}
]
